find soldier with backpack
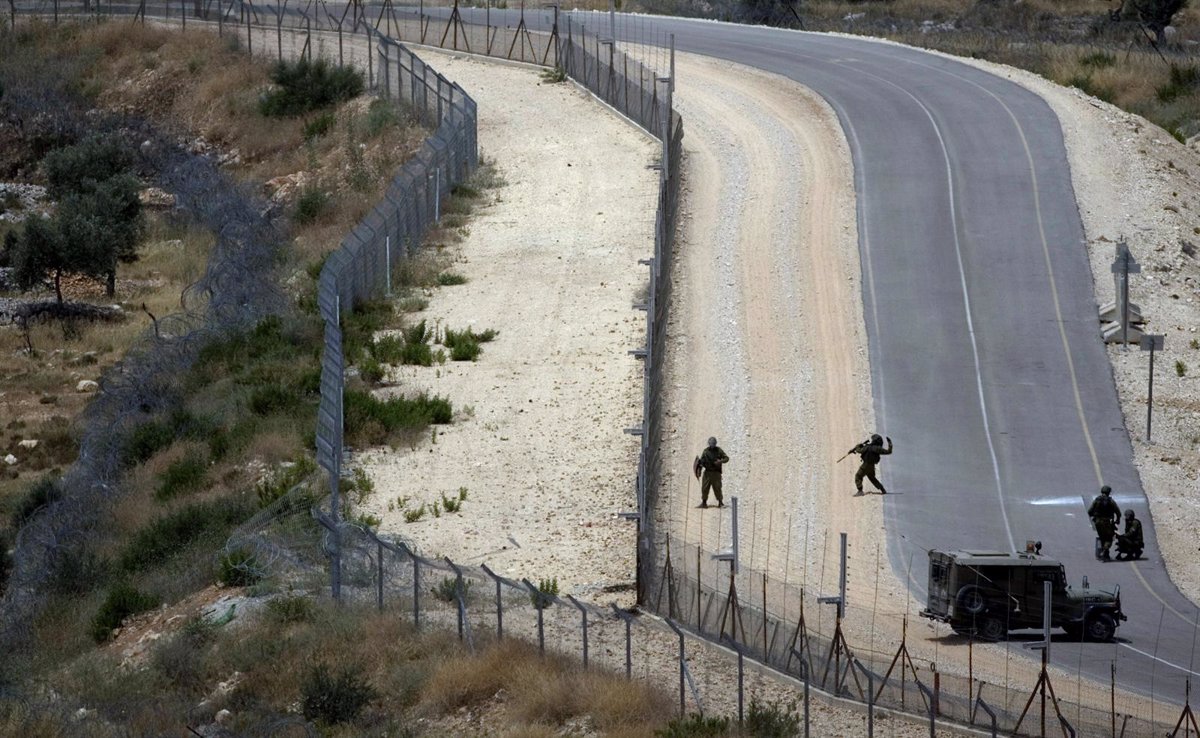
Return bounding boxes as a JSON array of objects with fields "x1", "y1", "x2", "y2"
[
  {"x1": 1088, "y1": 485, "x2": 1122, "y2": 561},
  {"x1": 845, "y1": 433, "x2": 892, "y2": 495},
  {"x1": 693, "y1": 437, "x2": 730, "y2": 509}
]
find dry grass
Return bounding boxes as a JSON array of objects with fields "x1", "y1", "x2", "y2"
[{"x1": 421, "y1": 638, "x2": 672, "y2": 733}]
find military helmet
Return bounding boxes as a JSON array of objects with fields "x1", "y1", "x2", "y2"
[
  {"x1": 1101, "y1": 485, "x2": 1112, "y2": 495},
  {"x1": 871, "y1": 434, "x2": 882, "y2": 444},
  {"x1": 707, "y1": 437, "x2": 717, "y2": 448}
]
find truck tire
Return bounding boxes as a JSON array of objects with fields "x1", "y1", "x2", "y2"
[
  {"x1": 1085, "y1": 613, "x2": 1117, "y2": 642},
  {"x1": 978, "y1": 615, "x2": 1006, "y2": 642},
  {"x1": 956, "y1": 586, "x2": 987, "y2": 616}
]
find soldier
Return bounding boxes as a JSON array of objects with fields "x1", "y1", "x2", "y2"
[
  {"x1": 693, "y1": 437, "x2": 730, "y2": 509},
  {"x1": 1115, "y1": 509, "x2": 1144, "y2": 561},
  {"x1": 849, "y1": 433, "x2": 892, "y2": 495},
  {"x1": 1088, "y1": 485, "x2": 1121, "y2": 561}
]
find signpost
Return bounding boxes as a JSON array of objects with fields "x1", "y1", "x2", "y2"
[
  {"x1": 1110, "y1": 241, "x2": 1142, "y2": 349},
  {"x1": 1140, "y1": 334, "x2": 1165, "y2": 443}
]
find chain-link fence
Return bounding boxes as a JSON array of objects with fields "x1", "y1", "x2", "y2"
[
  {"x1": 638, "y1": 530, "x2": 1193, "y2": 737},
  {"x1": 0, "y1": 10, "x2": 288, "y2": 650}
]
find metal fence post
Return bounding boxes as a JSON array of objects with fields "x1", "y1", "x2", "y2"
[
  {"x1": 567, "y1": 595, "x2": 589, "y2": 669},
  {"x1": 411, "y1": 549, "x2": 421, "y2": 628},
  {"x1": 665, "y1": 618, "x2": 686, "y2": 717},
  {"x1": 854, "y1": 658, "x2": 875, "y2": 738},
  {"x1": 611, "y1": 604, "x2": 633, "y2": 679},
  {"x1": 445, "y1": 558, "x2": 468, "y2": 642},
  {"x1": 800, "y1": 658, "x2": 810, "y2": 738},
  {"x1": 522, "y1": 578, "x2": 546, "y2": 654},
  {"x1": 916, "y1": 679, "x2": 936, "y2": 737},
  {"x1": 481, "y1": 564, "x2": 504, "y2": 640}
]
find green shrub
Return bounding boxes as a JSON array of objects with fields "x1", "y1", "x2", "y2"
[
  {"x1": 248, "y1": 384, "x2": 302, "y2": 416},
  {"x1": 746, "y1": 697, "x2": 801, "y2": 737},
  {"x1": 119, "y1": 499, "x2": 253, "y2": 572},
  {"x1": 122, "y1": 419, "x2": 176, "y2": 466},
  {"x1": 343, "y1": 389, "x2": 452, "y2": 447},
  {"x1": 155, "y1": 453, "x2": 209, "y2": 501},
  {"x1": 540, "y1": 67, "x2": 568, "y2": 84},
  {"x1": 1079, "y1": 51, "x2": 1116, "y2": 69},
  {"x1": 403, "y1": 320, "x2": 428, "y2": 345},
  {"x1": 255, "y1": 455, "x2": 317, "y2": 507},
  {"x1": 267, "y1": 594, "x2": 315, "y2": 624},
  {"x1": 1176, "y1": 359, "x2": 1187, "y2": 377},
  {"x1": 1157, "y1": 64, "x2": 1200, "y2": 103},
  {"x1": 449, "y1": 339, "x2": 481, "y2": 362},
  {"x1": 397, "y1": 296, "x2": 428, "y2": 313},
  {"x1": 440, "y1": 489, "x2": 465, "y2": 513},
  {"x1": 365, "y1": 98, "x2": 402, "y2": 136},
  {"x1": 48, "y1": 547, "x2": 109, "y2": 595},
  {"x1": 218, "y1": 548, "x2": 263, "y2": 587},
  {"x1": 655, "y1": 713, "x2": 730, "y2": 737},
  {"x1": 359, "y1": 357, "x2": 385, "y2": 384},
  {"x1": 91, "y1": 583, "x2": 158, "y2": 642},
  {"x1": 10, "y1": 477, "x2": 62, "y2": 528},
  {"x1": 259, "y1": 57, "x2": 365, "y2": 118},
  {"x1": 437, "y1": 271, "x2": 468, "y2": 286},
  {"x1": 403, "y1": 504, "x2": 426, "y2": 523},
  {"x1": 371, "y1": 334, "x2": 406, "y2": 364},
  {"x1": 531, "y1": 577, "x2": 558, "y2": 610},
  {"x1": 42, "y1": 135, "x2": 134, "y2": 199},
  {"x1": 442, "y1": 326, "x2": 497, "y2": 346},
  {"x1": 153, "y1": 616, "x2": 217, "y2": 690},
  {"x1": 434, "y1": 576, "x2": 470, "y2": 603},
  {"x1": 301, "y1": 663, "x2": 378, "y2": 725},
  {"x1": 293, "y1": 186, "x2": 329, "y2": 225},
  {"x1": 303, "y1": 111, "x2": 336, "y2": 139},
  {"x1": 342, "y1": 300, "x2": 395, "y2": 362}
]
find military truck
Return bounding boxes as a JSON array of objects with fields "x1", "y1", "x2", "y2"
[{"x1": 919, "y1": 545, "x2": 1125, "y2": 641}]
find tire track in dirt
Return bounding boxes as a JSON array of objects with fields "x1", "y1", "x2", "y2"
[{"x1": 664, "y1": 53, "x2": 872, "y2": 596}]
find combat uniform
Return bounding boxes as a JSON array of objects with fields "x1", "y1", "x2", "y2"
[
  {"x1": 851, "y1": 434, "x2": 892, "y2": 494},
  {"x1": 1088, "y1": 488, "x2": 1121, "y2": 560},
  {"x1": 697, "y1": 444, "x2": 730, "y2": 508},
  {"x1": 1116, "y1": 514, "x2": 1144, "y2": 560}
]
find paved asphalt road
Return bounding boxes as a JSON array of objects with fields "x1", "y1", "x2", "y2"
[
  {"x1": 453, "y1": 8, "x2": 1200, "y2": 703},
  {"x1": 49, "y1": 0, "x2": 1200, "y2": 705}
]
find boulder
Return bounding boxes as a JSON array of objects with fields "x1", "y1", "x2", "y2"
[{"x1": 77, "y1": 379, "x2": 99, "y2": 393}]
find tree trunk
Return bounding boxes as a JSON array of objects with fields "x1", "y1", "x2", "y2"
[
  {"x1": 106, "y1": 270, "x2": 115, "y2": 297},
  {"x1": 54, "y1": 270, "x2": 63, "y2": 305}
]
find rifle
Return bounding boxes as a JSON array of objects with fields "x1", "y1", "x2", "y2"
[{"x1": 836, "y1": 442, "x2": 863, "y2": 463}]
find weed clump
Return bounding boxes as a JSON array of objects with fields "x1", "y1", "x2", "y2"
[
  {"x1": 155, "y1": 452, "x2": 209, "y2": 500},
  {"x1": 655, "y1": 714, "x2": 731, "y2": 737},
  {"x1": 1157, "y1": 64, "x2": 1200, "y2": 103},
  {"x1": 218, "y1": 547, "x2": 263, "y2": 586},
  {"x1": 746, "y1": 697, "x2": 802, "y2": 737},
  {"x1": 293, "y1": 186, "x2": 329, "y2": 225},
  {"x1": 301, "y1": 662, "x2": 378, "y2": 725},
  {"x1": 122, "y1": 419, "x2": 176, "y2": 467},
  {"x1": 343, "y1": 389, "x2": 451, "y2": 447},
  {"x1": 442, "y1": 326, "x2": 497, "y2": 362},
  {"x1": 266, "y1": 594, "x2": 315, "y2": 624},
  {"x1": 531, "y1": 577, "x2": 559, "y2": 610},
  {"x1": 255, "y1": 455, "x2": 317, "y2": 507},
  {"x1": 119, "y1": 498, "x2": 253, "y2": 572},
  {"x1": 10, "y1": 477, "x2": 62, "y2": 528},
  {"x1": 259, "y1": 58, "x2": 364, "y2": 117},
  {"x1": 91, "y1": 583, "x2": 158, "y2": 642}
]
